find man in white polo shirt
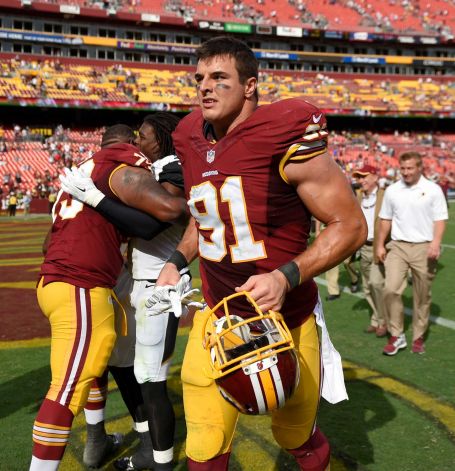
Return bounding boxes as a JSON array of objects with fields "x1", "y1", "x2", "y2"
[
  {"x1": 352, "y1": 164, "x2": 387, "y2": 337},
  {"x1": 376, "y1": 151, "x2": 448, "y2": 356}
]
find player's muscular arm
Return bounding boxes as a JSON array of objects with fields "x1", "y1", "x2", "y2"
[
  {"x1": 287, "y1": 152, "x2": 367, "y2": 281},
  {"x1": 237, "y1": 153, "x2": 367, "y2": 312},
  {"x1": 111, "y1": 166, "x2": 188, "y2": 222}
]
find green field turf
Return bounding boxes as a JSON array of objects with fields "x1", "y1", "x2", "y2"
[{"x1": 0, "y1": 207, "x2": 454, "y2": 471}]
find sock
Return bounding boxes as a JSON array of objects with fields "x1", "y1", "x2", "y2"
[
  {"x1": 288, "y1": 427, "x2": 330, "y2": 471},
  {"x1": 140, "y1": 381, "x2": 175, "y2": 453},
  {"x1": 84, "y1": 371, "x2": 108, "y2": 424},
  {"x1": 135, "y1": 420, "x2": 149, "y2": 433},
  {"x1": 154, "y1": 447, "x2": 174, "y2": 470},
  {"x1": 29, "y1": 456, "x2": 60, "y2": 471},
  {"x1": 30, "y1": 398, "x2": 74, "y2": 468}
]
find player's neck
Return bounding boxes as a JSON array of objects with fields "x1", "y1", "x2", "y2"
[{"x1": 214, "y1": 102, "x2": 257, "y2": 139}]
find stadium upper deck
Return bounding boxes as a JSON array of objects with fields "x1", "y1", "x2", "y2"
[{"x1": 22, "y1": 0, "x2": 455, "y2": 36}]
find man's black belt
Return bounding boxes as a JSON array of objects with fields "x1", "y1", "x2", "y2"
[{"x1": 364, "y1": 240, "x2": 374, "y2": 247}]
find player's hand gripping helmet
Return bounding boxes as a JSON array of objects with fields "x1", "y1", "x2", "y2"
[{"x1": 202, "y1": 291, "x2": 300, "y2": 415}]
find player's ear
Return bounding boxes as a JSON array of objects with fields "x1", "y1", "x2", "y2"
[{"x1": 244, "y1": 77, "x2": 257, "y2": 99}]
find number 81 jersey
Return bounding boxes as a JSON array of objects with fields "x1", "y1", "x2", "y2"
[{"x1": 173, "y1": 98, "x2": 328, "y2": 329}]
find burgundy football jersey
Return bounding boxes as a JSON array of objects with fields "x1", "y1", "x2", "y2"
[
  {"x1": 40, "y1": 143, "x2": 151, "y2": 289},
  {"x1": 173, "y1": 98, "x2": 328, "y2": 329}
]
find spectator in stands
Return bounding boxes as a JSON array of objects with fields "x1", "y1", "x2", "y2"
[
  {"x1": 376, "y1": 152, "x2": 448, "y2": 356},
  {"x1": 352, "y1": 164, "x2": 387, "y2": 337}
]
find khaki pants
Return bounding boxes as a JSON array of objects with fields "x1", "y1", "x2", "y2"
[
  {"x1": 325, "y1": 256, "x2": 359, "y2": 296},
  {"x1": 359, "y1": 245, "x2": 386, "y2": 328},
  {"x1": 383, "y1": 241, "x2": 437, "y2": 341}
]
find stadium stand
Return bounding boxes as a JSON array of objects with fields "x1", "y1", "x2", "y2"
[
  {"x1": 0, "y1": 1, "x2": 454, "y2": 212},
  {"x1": 1, "y1": 58, "x2": 454, "y2": 115},
  {"x1": 1, "y1": 125, "x2": 453, "y2": 203},
  {"x1": 34, "y1": 0, "x2": 455, "y2": 34}
]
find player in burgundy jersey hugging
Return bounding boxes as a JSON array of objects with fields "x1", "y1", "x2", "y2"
[
  {"x1": 31, "y1": 125, "x2": 187, "y2": 471},
  {"x1": 148, "y1": 37, "x2": 367, "y2": 471}
]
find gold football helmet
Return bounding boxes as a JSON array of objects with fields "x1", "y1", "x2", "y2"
[{"x1": 202, "y1": 291, "x2": 300, "y2": 415}]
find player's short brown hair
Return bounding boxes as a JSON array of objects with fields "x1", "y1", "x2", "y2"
[{"x1": 196, "y1": 36, "x2": 258, "y2": 86}]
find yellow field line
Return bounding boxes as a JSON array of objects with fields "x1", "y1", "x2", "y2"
[
  {"x1": 5, "y1": 335, "x2": 450, "y2": 438},
  {"x1": 0, "y1": 337, "x2": 50, "y2": 349},
  {"x1": 344, "y1": 360, "x2": 455, "y2": 434},
  {"x1": 0, "y1": 257, "x2": 43, "y2": 266},
  {"x1": 0, "y1": 281, "x2": 37, "y2": 289}
]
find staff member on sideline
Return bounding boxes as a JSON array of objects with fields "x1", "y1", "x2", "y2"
[
  {"x1": 352, "y1": 164, "x2": 387, "y2": 337},
  {"x1": 376, "y1": 152, "x2": 448, "y2": 356}
]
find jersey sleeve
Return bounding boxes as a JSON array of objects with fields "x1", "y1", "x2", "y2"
[
  {"x1": 278, "y1": 109, "x2": 328, "y2": 176},
  {"x1": 153, "y1": 155, "x2": 184, "y2": 189},
  {"x1": 96, "y1": 197, "x2": 170, "y2": 240}
]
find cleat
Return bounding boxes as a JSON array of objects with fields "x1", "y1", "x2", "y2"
[
  {"x1": 83, "y1": 421, "x2": 123, "y2": 468},
  {"x1": 114, "y1": 431, "x2": 154, "y2": 470},
  {"x1": 114, "y1": 457, "x2": 140, "y2": 470}
]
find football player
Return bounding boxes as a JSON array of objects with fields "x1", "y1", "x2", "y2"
[
  {"x1": 151, "y1": 36, "x2": 367, "y2": 470},
  {"x1": 31, "y1": 124, "x2": 187, "y2": 471},
  {"x1": 61, "y1": 113, "x2": 194, "y2": 471}
]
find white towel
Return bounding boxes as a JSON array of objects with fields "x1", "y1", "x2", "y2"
[{"x1": 313, "y1": 295, "x2": 349, "y2": 404}]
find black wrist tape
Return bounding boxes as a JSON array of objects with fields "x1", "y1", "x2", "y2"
[
  {"x1": 167, "y1": 250, "x2": 188, "y2": 271},
  {"x1": 277, "y1": 261, "x2": 300, "y2": 290}
]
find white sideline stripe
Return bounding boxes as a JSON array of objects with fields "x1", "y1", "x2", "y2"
[
  {"x1": 441, "y1": 244, "x2": 455, "y2": 249},
  {"x1": 314, "y1": 277, "x2": 455, "y2": 331}
]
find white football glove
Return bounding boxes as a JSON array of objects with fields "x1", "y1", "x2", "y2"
[
  {"x1": 59, "y1": 167, "x2": 105, "y2": 208},
  {"x1": 144, "y1": 274, "x2": 204, "y2": 318}
]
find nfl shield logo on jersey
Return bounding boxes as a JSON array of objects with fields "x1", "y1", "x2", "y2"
[{"x1": 206, "y1": 149, "x2": 216, "y2": 163}]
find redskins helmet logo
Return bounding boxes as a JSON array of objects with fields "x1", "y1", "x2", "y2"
[{"x1": 202, "y1": 291, "x2": 300, "y2": 415}]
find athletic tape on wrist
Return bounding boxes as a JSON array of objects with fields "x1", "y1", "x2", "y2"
[
  {"x1": 167, "y1": 250, "x2": 188, "y2": 271},
  {"x1": 277, "y1": 261, "x2": 300, "y2": 290}
]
